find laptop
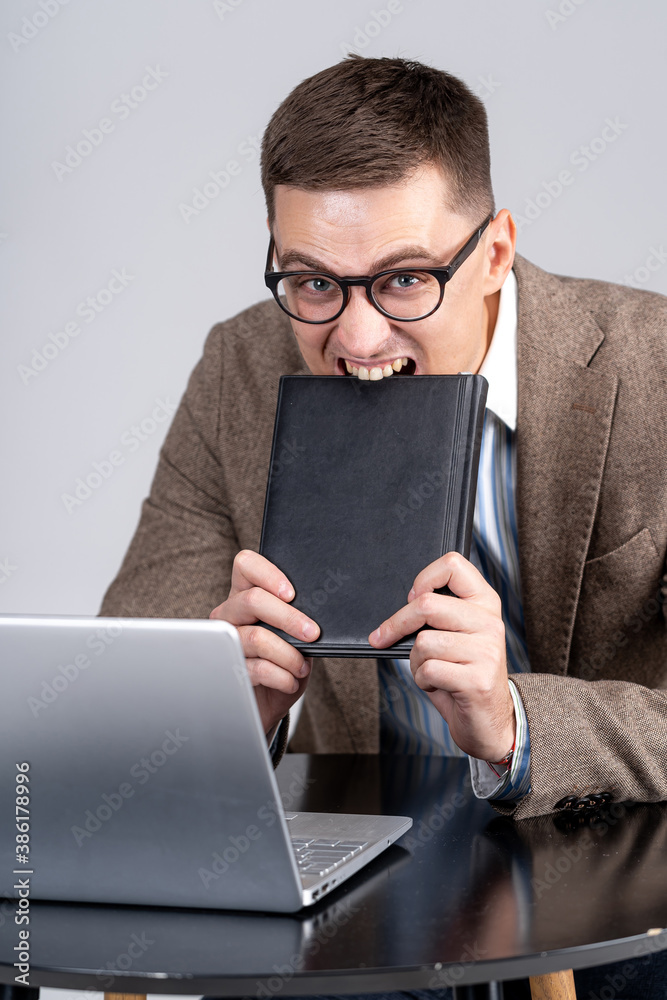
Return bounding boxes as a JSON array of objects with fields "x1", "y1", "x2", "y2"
[{"x1": 0, "y1": 615, "x2": 411, "y2": 912}]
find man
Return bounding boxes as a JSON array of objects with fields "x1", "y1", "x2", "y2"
[
  {"x1": 99, "y1": 53, "x2": 667, "y2": 999},
  {"x1": 101, "y1": 57, "x2": 666, "y2": 821}
]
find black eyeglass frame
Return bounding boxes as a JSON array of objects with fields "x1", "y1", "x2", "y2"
[{"x1": 264, "y1": 214, "x2": 493, "y2": 324}]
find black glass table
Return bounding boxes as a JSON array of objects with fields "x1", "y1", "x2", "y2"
[{"x1": 1, "y1": 754, "x2": 666, "y2": 1000}]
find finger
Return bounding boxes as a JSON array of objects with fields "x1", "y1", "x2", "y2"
[
  {"x1": 246, "y1": 657, "x2": 303, "y2": 696},
  {"x1": 413, "y1": 656, "x2": 463, "y2": 695},
  {"x1": 410, "y1": 628, "x2": 479, "y2": 672},
  {"x1": 410, "y1": 632, "x2": 483, "y2": 694},
  {"x1": 240, "y1": 624, "x2": 312, "y2": 677},
  {"x1": 410, "y1": 551, "x2": 501, "y2": 615},
  {"x1": 411, "y1": 649, "x2": 501, "y2": 696},
  {"x1": 230, "y1": 549, "x2": 296, "y2": 602},
  {"x1": 220, "y1": 587, "x2": 319, "y2": 641},
  {"x1": 369, "y1": 590, "x2": 496, "y2": 649}
]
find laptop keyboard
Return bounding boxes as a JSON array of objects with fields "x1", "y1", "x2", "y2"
[{"x1": 290, "y1": 837, "x2": 369, "y2": 877}]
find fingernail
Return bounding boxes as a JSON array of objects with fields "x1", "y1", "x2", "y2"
[
  {"x1": 369, "y1": 628, "x2": 381, "y2": 645},
  {"x1": 408, "y1": 588, "x2": 415, "y2": 601},
  {"x1": 302, "y1": 620, "x2": 318, "y2": 640},
  {"x1": 298, "y1": 660, "x2": 310, "y2": 677},
  {"x1": 279, "y1": 581, "x2": 295, "y2": 600}
]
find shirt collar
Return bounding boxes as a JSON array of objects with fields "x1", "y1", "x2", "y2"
[{"x1": 477, "y1": 267, "x2": 518, "y2": 431}]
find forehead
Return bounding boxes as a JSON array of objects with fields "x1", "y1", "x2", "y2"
[{"x1": 272, "y1": 164, "x2": 470, "y2": 270}]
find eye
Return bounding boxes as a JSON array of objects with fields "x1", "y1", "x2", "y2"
[
  {"x1": 387, "y1": 272, "x2": 421, "y2": 290},
  {"x1": 301, "y1": 276, "x2": 336, "y2": 293}
]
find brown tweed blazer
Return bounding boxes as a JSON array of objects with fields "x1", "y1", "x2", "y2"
[{"x1": 99, "y1": 254, "x2": 667, "y2": 820}]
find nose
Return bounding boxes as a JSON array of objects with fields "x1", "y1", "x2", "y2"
[{"x1": 335, "y1": 286, "x2": 394, "y2": 361}]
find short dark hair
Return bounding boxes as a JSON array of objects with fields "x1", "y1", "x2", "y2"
[{"x1": 261, "y1": 55, "x2": 495, "y2": 226}]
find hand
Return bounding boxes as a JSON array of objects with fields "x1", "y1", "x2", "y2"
[
  {"x1": 368, "y1": 551, "x2": 515, "y2": 762},
  {"x1": 209, "y1": 549, "x2": 320, "y2": 736}
]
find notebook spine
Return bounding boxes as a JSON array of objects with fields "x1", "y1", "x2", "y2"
[
  {"x1": 258, "y1": 376, "x2": 287, "y2": 554},
  {"x1": 440, "y1": 377, "x2": 467, "y2": 557},
  {"x1": 459, "y1": 377, "x2": 487, "y2": 557},
  {"x1": 440, "y1": 375, "x2": 487, "y2": 561}
]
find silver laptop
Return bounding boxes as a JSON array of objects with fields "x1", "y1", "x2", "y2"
[{"x1": 0, "y1": 615, "x2": 411, "y2": 912}]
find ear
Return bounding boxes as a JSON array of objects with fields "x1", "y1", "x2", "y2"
[
  {"x1": 266, "y1": 216, "x2": 271, "y2": 232},
  {"x1": 482, "y1": 209, "x2": 516, "y2": 296}
]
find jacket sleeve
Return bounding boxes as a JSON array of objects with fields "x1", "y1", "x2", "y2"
[
  {"x1": 494, "y1": 665, "x2": 667, "y2": 821},
  {"x1": 99, "y1": 325, "x2": 238, "y2": 621}
]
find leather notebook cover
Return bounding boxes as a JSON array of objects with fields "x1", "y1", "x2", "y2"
[{"x1": 258, "y1": 374, "x2": 487, "y2": 658}]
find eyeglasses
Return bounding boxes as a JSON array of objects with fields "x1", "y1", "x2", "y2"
[{"x1": 264, "y1": 214, "x2": 493, "y2": 324}]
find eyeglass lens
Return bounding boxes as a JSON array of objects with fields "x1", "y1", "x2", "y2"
[{"x1": 276, "y1": 270, "x2": 442, "y2": 322}]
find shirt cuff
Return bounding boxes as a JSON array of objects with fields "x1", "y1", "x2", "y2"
[{"x1": 468, "y1": 678, "x2": 532, "y2": 801}]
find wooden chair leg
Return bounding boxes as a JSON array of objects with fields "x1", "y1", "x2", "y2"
[
  {"x1": 529, "y1": 968, "x2": 576, "y2": 999},
  {"x1": 104, "y1": 994, "x2": 147, "y2": 1000}
]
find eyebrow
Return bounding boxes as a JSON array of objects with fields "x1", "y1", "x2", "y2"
[{"x1": 277, "y1": 244, "x2": 447, "y2": 273}]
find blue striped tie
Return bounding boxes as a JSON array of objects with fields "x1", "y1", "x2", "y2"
[{"x1": 380, "y1": 408, "x2": 531, "y2": 755}]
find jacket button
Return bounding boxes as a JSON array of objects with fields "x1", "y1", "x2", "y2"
[{"x1": 555, "y1": 794, "x2": 578, "y2": 810}]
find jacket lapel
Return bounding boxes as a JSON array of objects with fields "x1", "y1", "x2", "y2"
[{"x1": 513, "y1": 256, "x2": 618, "y2": 675}]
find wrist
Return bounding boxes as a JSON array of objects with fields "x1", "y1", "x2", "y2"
[
  {"x1": 486, "y1": 737, "x2": 515, "y2": 778},
  {"x1": 486, "y1": 710, "x2": 517, "y2": 778},
  {"x1": 265, "y1": 722, "x2": 279, "y2": 744}
]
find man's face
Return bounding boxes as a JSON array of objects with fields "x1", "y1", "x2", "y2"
[{"x1": 270, "y1": 163, "x2": 515, "y2": 378}]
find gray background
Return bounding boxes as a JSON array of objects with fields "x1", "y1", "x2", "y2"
[{"x1": 2, "y1": 0, "x2": 666, "y2": 618}]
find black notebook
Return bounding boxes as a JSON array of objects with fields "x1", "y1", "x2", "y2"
[{"x1": 258, "y1": 374, "x2": 487, "y2": 658}]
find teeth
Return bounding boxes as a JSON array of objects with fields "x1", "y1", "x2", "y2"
[{"x1": 344, "y1": 358, "x2": 411, "y2": 380}]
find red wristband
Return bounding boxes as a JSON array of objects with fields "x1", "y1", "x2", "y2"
[{"x1": 486, "y1": 734, "x2": 516, "y2": 778}]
